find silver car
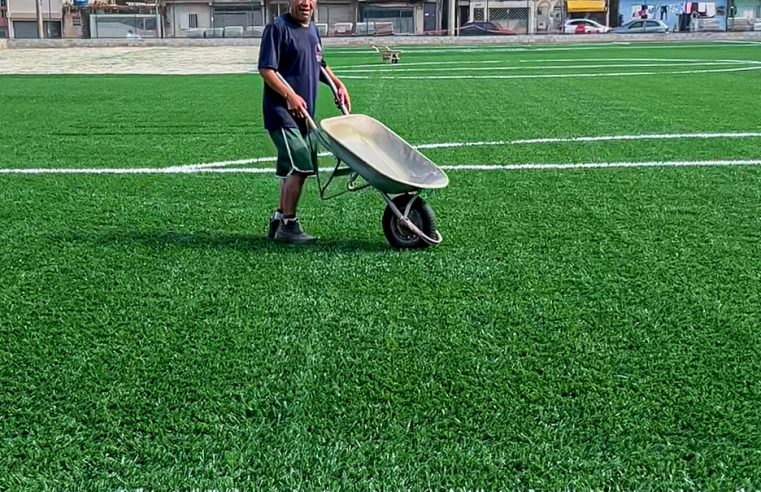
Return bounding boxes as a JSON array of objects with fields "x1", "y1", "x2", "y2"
[{"x1": 613, "y1": 19, "x2": 670, "y2": 33}]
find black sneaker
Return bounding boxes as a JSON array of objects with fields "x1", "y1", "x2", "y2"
[
  {"x1": 267, "y1": 212, "x2": 282, "y2": 239},
  {"x1": 274, "y1": 218, "x2": 317, "y2": 244}
]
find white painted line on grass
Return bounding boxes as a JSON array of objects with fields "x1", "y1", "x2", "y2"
[
  {"x1": 336, "y1": 61, "x2": 744, "y2": 74},
  {"x1": 370, "y1": 43, "x2": 761, "y2": 54},
  {"x1": 3, "y1": 159, "x2": 760, "y2": 175},
  {"x1": 440, "y1": 160, "x2": 761, "y2": 171},
  {"x1": 332, "y1": 57, "x2": 761, "y2": 72},
  {"x1": 413, "y1": 132, "x2": 761, "y2": 149},
  {"x1": 338, "y1": 65, "x2": 761, "y2": 79},
  {"x1": 4, "y1": 132, "x2": 761, "y2": 174},
  {"x1": 185, "y1": 157, "x2": 276, "y2": 168},
  {"x1": 716, "y1": 40, "x2": 761, "y2": 45},
  {"x1": 331, "y1": 60, "x2": 506, "y2": 69},
  {"x1": 170, "y1": 132, "x2": 761, "y2": 171},
  {"x1": 519, "y1": 57, "x2": 761, "y2": 63},
  {"x1": 0, "y1": 167, "x2": 272, "y2": 174}
]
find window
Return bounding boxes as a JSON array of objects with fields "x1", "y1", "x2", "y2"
[
  {"x1": 629, "y1": 21, "x2": 643, "y2": 28},
  {"x1": 0, "y1": 0, "x2": 6, "y2": 8},
  {"x1": 645, "y1": 20, "x2": 660, "y2": 26},
  {"x1": 189, "y1": 13, "x2": 198, "y2": 28},
  {"x1": 363, "y1": 8, "x2": 413, "y2": 19}
]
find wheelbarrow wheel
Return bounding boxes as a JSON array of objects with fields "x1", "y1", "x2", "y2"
[{"x1": 382, "y1": 194, "x2": 437, "y2": 249}]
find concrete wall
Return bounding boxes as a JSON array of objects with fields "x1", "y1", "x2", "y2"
[
  {"x1": 7, "y1": 0, "x2": 62, "y2": 19},
  {"x1": 416, "y1": 3, "x2": 425, "y2": 33},
  {"x1": 6, "y1": 28, "x2": 761, "y2": 47},
  {"x1": 62, "y1": 10, "x2": 82, "y2": 38},
  {"x1": 0, "y1": 38, "x2": 7, "y2": 49},
  {"x1": 168, "y1": 3, "x2": 212, "y2": 36}
]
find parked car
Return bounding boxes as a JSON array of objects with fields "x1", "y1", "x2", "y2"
[
  {"x1": 458, "y1": 21, "x2": 516, "y2": 36},
  {"x1": 612, "y1": 19, "x2": 670, "y2": 33},
  {"x1": 563, "y1": 18, "x2": 611, "y2": 33}
]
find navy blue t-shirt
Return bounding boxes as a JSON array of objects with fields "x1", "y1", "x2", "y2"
[{"x1": 257, "y1": 13, "x2": 327, "y2": 134}]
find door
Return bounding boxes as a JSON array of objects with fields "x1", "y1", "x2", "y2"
[{"x1": 424, "y1": 2, "x2": 436, "y2": 31}]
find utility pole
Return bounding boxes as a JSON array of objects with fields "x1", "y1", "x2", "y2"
[
  {"x1": 155, "y1": 0, "x2": 161, "y2": 37},
  {"x1": 36, "y1": 0, "x2": 44, "y2": 38},
  {"x1": 448, "y1": 0, "x2": 456, "y2": 35}
]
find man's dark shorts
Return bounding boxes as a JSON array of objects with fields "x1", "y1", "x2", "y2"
[{"x1": 269, "y1": 127, "x2": 318, "y2": 178}]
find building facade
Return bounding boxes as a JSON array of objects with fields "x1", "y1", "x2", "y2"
[
  {"x1": 6, "y1": 0, "x2": 63, "y2": 38},
  {"x1": 163, "y1": 0, "x2": 438, "y2": 37},
  {"x1": 1, "y1": 0, "x2": 9, "y2": 38}
]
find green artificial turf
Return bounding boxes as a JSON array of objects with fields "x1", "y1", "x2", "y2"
[{"x1": 1, "y1": 41, "x2": 760, "y2": 489}]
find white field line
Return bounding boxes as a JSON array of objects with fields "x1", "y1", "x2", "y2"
[
  {"x1": 361, "y1": 43, "x2": 761, "y2": 54},
  {"x1": 4, "y1": 132, "x2": 761, "y2": 174},
  {"x1": 113, "y1": 131, "x2": 761, "y2": 168},
  {"x1": 338, "y1": 65, "x2": 761, "y2": 79},
  {"x1": 331, "y1": 57, "x2": 761, "y2": 71},
  {"x1": 326, "y1": 42, "x2": 761, "y2": 55},
  {"x1": 716, "y1": 40, "x2": 761, "y2": 45},
  {"x1": 336, "y1": 61, "x2": 743, "y2": 73},
  {"x1": 330, "y1": 60, "x2": 506, "y2": 69},
  {"x1": 331, "y1": 57, "x2": 700, "y2": 70},
  {"x1": 440, "y1": 160, "x2": 761, "y2": 171},
  {"x1": 331, "y1": 41, "x2": 743, "y2": 53},
  {"x1": 326, "y1": 42, "x2": 636, "y2": 53},
  {"x1": 519, "y1": 57, "x2": 761, "y2": 63},
  {"x1": 3, "y1": 159, "x2": 761, "y2": 175},
  {"x1": 412, "y1": 132, "x2": 761, "y2": 149}
]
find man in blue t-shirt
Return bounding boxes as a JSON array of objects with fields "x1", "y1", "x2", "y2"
[{"x1": 258, "y1": 0, "x2": 351, "y2": 244}]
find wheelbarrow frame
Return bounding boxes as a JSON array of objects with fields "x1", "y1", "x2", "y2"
[
  {"x1": 371, "y1": 45, "x2": 402, "y2": 63},
  {"x1": 275, "y1": 69, "x2": 446, "y2": 246}
]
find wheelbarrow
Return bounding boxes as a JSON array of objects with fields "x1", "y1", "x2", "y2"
[
  {"x1": 276, "y1": 69, "x2": 449, "y2": 248},
  {"x1": 371, "y1": 45, "x2": 402, "y2": 64}
]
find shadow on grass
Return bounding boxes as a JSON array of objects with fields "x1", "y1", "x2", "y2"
[{"x1": 60, "y1": 228, "x2": 393, "y2": 254}]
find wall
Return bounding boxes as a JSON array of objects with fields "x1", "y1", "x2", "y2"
[
  {"x1": 416, "y1": 2, "x2": 424, "y2": 33},
  {"x1": 6, "y1": 28, "x2": 761, "y2": 46},
  {"x1": 618, "y1": 0, "x2": 729, "y2": 31},
  {"x1": 62, "y1": 10, "x2": 83, "y2": 38},
  {"x1": 168, "y1": 3, "x2": 212, "y2": 37},
  {"x1": 7, "y1": 0, "x2": 62, "y2": 19},
  {"x1": 733, "y1": 0, "x2": 761, "y2": 18}
]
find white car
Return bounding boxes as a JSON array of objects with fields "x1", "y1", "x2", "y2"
[{"x1": 563, "y1": 19, "x2": 611, "y2": 33}]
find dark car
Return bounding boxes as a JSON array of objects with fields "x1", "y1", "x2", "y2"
[{"x1": 458, "y1": 21, "x2": 516, "y2": 36}]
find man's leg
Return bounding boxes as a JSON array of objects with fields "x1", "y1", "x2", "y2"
[
  {"x1": 267, "y1": 177, "x2": 286, "y2": 239},
  {"x1": 270, "y1": 127, "x2": 317, "y2": 243},
  {"x1": 280, "y1": 172, "x2": 306, "y2": 217}
]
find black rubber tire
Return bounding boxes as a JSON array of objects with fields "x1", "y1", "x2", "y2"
[{"x1": 382, "y1": 194, "x2": 438, "y2": 249}]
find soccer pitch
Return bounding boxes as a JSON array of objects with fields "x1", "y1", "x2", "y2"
[{"x1": 1, "y1": 41, "x2": 761, "y2": 489}]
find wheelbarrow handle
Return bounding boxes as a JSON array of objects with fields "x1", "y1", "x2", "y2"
[
  {"x1": 274, "y1": 70, "x2": 348, "y2": 133},
  {"x1": 273, "y1": 72, "x2": 320, "y2": 132},
  {"x1": 320, "y1": 66, "x2": 350, "y2": 116}
]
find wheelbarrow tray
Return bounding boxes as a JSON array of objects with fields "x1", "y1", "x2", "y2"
[{"x1": 318, "y1": 114, "x2": 449, "y2": 195}]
